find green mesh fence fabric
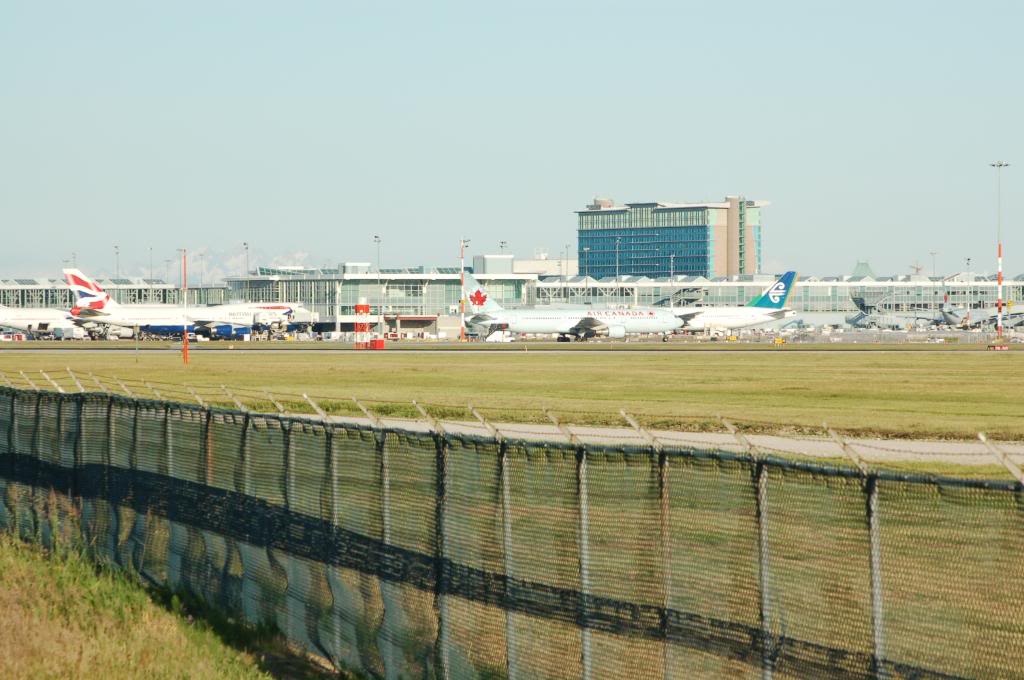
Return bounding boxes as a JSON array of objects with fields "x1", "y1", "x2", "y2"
[{"x1": 0, "y1": 386, "x2": 1021, "y2": 679}]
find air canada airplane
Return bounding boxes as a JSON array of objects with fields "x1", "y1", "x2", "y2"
[
  {"x1": 465, "y1": 274, "x2": 682, "y2": 340},
  {"x1": 63, "y1": 269, "x2": 298, "y2": 338},
  {"x1": 673, "y1": 271, "x2": 799, "y2": 332}
]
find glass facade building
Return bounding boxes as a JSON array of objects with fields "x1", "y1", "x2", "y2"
[
  {"x1": 2, "y1": 266, "x2": 1022, "y2": 331},
  {"x1": 577, "y1": 196, "x2": 766, "y2": 279}
]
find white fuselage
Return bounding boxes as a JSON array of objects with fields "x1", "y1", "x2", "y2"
[
  {"x1": 483, "y1": 308, "x2": 682, "y2": 337},
  {"x1": 79, "y1": 303, "x2": 295, "y2": 333},
  {"x1": 0, "y1": 307, "x2": 77, "y2": 334},
  {"x1": 676, "y1": 306, "x2": 794, "y2": 331}
]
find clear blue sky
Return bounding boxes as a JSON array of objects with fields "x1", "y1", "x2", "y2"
[{"x1": 1, "y1": 1, "x2": 1021, "y2": 281}]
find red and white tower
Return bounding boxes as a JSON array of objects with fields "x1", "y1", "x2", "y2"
[{"x1": 991, "y1": 161, "x2": 1010, "y2": 338}]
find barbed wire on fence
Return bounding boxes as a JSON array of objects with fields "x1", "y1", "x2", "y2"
[{"x1": 0, "y1": 366, "x2": 1021, "y2": 478}]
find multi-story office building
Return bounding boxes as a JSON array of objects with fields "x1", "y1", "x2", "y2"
[{"x1": 577, "y1": 196, "x2": 767, "y2": 279}]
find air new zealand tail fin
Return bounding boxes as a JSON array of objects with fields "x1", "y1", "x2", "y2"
[{"x1": 747, "y1": 271, "x2": 798, "y2": 309}]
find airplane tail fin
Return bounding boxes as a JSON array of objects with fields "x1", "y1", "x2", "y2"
[
  {"x1": 463, "y1": 273, "x2": 504, "y2": 314},
  {"x1": 748, "y1": 271, "x2": 798, "y2": 309},
  {"x1": 63, "y1": 268, "x2": 117, "y2": 315}
]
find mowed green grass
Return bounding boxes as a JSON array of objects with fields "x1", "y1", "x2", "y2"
[{"x1": 0, "y1": 348, "x2": 1020, "y2": 438}]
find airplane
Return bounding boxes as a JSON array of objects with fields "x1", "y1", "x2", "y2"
[
  {"x1": 672, "y1": 272, "x2": 799, "y2": 332},
  {"x1": 62, "y1": 269, "x2": 299, "y2": 338},
  {"x1": 0, "y1": 305, "x2": 85, "y2": 338},
  {"x1": 464, "y1": 274, "x2": 682, "y2": 341}
]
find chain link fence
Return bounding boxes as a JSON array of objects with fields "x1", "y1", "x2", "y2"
[{"x1": 1, "y1": 385, "x2": 1022, "y2": 679}]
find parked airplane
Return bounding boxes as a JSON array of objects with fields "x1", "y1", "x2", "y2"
[
  {"x1": 62, "y1": 269, "x2": 298, "y2": 338},
  {"x1": 672, "y1": 272, "x2": 799, "y2": 332},
  {"x1": 0, "y1": 305, "x2": 84, "y2": 338},
  {"x1": 465, "y1": 274, "x2": 682, "y2": 340}
]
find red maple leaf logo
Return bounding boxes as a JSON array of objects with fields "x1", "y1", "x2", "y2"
[{"x1": 469, "y1": 290, "x2": 487, "y2": 306}]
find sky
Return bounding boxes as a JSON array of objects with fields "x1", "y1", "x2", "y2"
[{"x1": 1, "y1": 0, "x2": 1021, "y2": 282}]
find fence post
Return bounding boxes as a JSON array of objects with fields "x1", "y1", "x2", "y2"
[
  {"x1": 204, "y1": 409, "x2": 214, "y2": 486},
  {"x1": 414, "y1": 401, "x2": 450, "y2": 680},
  {"x1": 55, "y1": 391, "x2": 64, "y2": 462},
  {"x1": 356, "y1": 397, "x2": 393, "y2": 678},
  {"x1": 576, "y1": 442, "x2": 593, "y2": 680},
  {"x1": 548, "y1": 409, "x2": 591, "y2": 680},
  {"x1": 73, "y1": 391, "x2": 84, "y2": 502},
  {"x1": 240, "y1": 412, "x2": 252, "y2": 496},
  {"x1": 469, "y1": 405, "x2": 518, "y2": 680},
  {"x1": 130, "y1": 396, "x2": 140, "y2": 472},
  {"x1": 87, "y1": 372, "x2": 107, "y2": 393},
  {"x1": 621, "y1": 410, "x2": 672, "y2": 680},
  {"x1": 106, "y1": 394, "x2": 115, "y2": 471},
  {"x1": 40, "y1": 371, "x2": 64, "y2": 394},
  {"x1": 264, "y1": 390, "x2": 285, "y2": 415},
  {"x1": 8, "y1": 385, "x2": 17, "y2": 457},
  {"x1": 222, "y1": 386, "x2": 246, "y2": 412},
  {"x1": 32, "y1": 391, "x2": 42, "y2": 459},
  {"x1": 720, "y1": 416, "x2": 759, "y2": 456},
  {"x1": 283, "y1": 419, "x2": 294, "y2": 510},
  {"x1": 146, "y1": 382, "x2": 162, "y2": 400},
  {"x1": 66, "y1": 367, "x2": 85, "y2": 393},
  {"x1": 866, "y1": 475, "x2": 885, "y2": 678},
  {"x1": 164, "y1": 404, "x2": 173, "y2": 477},
  {"x1": 978, "y1": 433, "x2": 1024, "y2": 485},
  {"x1": 755, "y1": 460, "x2": 774, "y2": 680},
  {"x1": 304, "y1": 394, "x2": 327, "y2": 419},
  {"x1": 188, "y1": 386, "x2": 206, "y2": 409},
  {"x1": 114, "y1": 377, "x2": 134, "y2": 398},
  {"x1": 827, "y1": 424, "x2": 885, "y2": 677}
]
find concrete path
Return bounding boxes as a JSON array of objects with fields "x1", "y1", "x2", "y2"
[{"x1": 319, "y1": 414, "x2": 1024, "y2": 467}]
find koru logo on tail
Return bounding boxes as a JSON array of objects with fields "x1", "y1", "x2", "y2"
[
  {"x1": 767, "y1": 280, "x2": 787, "y2": 304},
  {"x1": 469, "y1": 290, "x2": 487, "y2": 306}
]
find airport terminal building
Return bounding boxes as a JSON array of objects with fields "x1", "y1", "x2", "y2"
[{"x1": 3, "y1": 260, "x2": 1022, "y2": 334}]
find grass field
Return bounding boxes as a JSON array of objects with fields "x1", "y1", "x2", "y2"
[
  {"x1": 0, "y1": 534, "x2": 339, "y2": 680},
  {"x1": 0, "y1": 346, "x2": 1020, "y2": 439}
]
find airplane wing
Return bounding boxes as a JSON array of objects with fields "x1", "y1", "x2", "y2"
[
  {"x1": 569, "y1": 317, "x2": 608, "y2": 336},
  {"x1": 674, "y1": 311, "x2": 703, "y2": 326}
]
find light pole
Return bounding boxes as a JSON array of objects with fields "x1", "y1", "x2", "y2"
[
  {"x1": 373, "y1": 235, "x2": 383, "y2": 335},
  {"x1": 149, "y1": 247, "x2": 153, "y2": 280},
  {"x1": 179, "y1": 249, "x2": 189, "y2": 366},
  {"x1": 929, "y1": 251, "x2": 938, "y2": 277},
  {"x1": 582, "y1": 246, "x2": 591, "y2": 302},
  {"x1": 459, "y1": 238, "x2": 470, "y2": 341},
  {"x1": 669, "y1": 253, "x2": 675, "y2": 278},
  {"x1": 243, "y1": 241, "x2": 250, "y2": 303},
  {"x1": 114, "y1": 245, "x2": 120, "y2": 279},
  {"x1": 164, "y1": 259, "x2": 171, "y2": 287},
  {"x1": 615, "y1": 237, "x2": 621, "y2": 279},
  {"x1": 991, "y1": 161, "x2": 1010, "y2": 337},
  {"x1": 499, "y1": 240, "x2": 508, "y2": 254},
  {"x1": 965, "y1": 257, "x2": 972, "y2": 318},
  {"x1": 564, "y1": 243, "x2": 571, "y2": 300}
]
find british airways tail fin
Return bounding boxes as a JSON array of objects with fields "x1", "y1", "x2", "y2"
[
  {"x1": 463, "y1": 273, "x2": 504, "y2": 314},
  {"x1": 63, "y1": 268, "x2": 118, "y2": 315},
  {"x1": 747, "y1": 271, "x2": 798, "y2": 309}
]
